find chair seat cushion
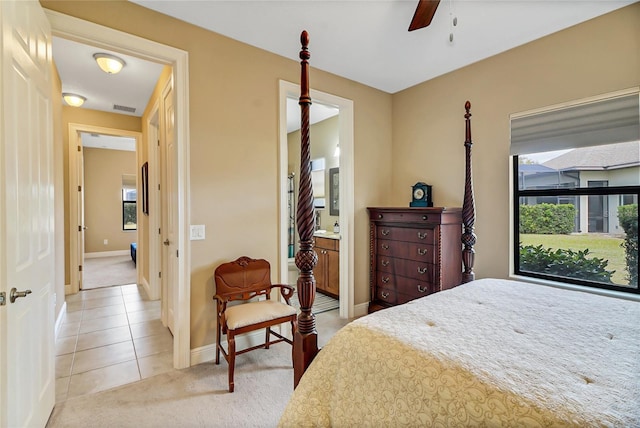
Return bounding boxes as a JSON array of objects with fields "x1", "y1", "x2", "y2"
[{"x1": 225, "y1": 300, "x2": 297, "y2": 330}]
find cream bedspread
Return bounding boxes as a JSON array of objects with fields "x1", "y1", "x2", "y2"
[{"x1": 279, "y1": 278, "x2": 640, "y2": 427}]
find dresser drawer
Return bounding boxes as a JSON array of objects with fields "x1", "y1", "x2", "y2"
[
  {"x1": 377, "y1": 226, "x2": 435, "y2": 245},
  {"x1": 396, "y1": 275, "x2": 438, "y2": 299},
  {"x1": 374, "y1": 285, "x2": 398, "y2": 305},
  {"x1": 377, "y1": 256, "x2": 435, "y2": 282},
  {"x1": 369, "y1": 209, "x2": 446, "y2": 224},
  {"x1": 375, "y1": 272, "x2": 438, "y2": 298},
  {"x1": 377, "y1": 240, "x2": 434, "y2": 263}
]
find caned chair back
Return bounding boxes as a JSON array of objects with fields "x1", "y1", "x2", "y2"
[{"x1": 214, "y1": 256, "x2": 273, "y2": 302}]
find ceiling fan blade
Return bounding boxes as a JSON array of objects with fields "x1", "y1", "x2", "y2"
[{"x1": 408, "y1": 0, "x2": 441, "y2": 31}]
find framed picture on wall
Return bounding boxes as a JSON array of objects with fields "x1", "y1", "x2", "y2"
[
  {"x1": 142, "y1": 162, "x2": 149, "y2": 215},
  {"x1": 329, "y1": 167, "x2": 339, "y2": 216}
]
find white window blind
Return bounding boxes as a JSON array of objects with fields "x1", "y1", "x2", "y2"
[{"x1": 510, "y1": 91, "x2": 639, "y2": 155}]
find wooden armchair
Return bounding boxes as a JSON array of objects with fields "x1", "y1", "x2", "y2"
[{"x1": 213, "y1": 256, "x2": 297, "y2": 392}]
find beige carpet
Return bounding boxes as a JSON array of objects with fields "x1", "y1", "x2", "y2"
[
  {"x1": 48, "y1": 348, "x2": 293, "y2": 427},
  {"x1": 47, "y1": 310, "x2": 352, "y2": 428},
  {"x1": 83, "y1": 255, "x2": 137, "y2": 289}
]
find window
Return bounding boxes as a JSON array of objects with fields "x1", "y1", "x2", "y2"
[
  {"x1": 511, "y1": 91, "x2": 639, "y2": 293},
  {"x1": 122, "y1": 174, "x2": 137, "y2": 230},
  {"x1": 311, "y1": 158, "x2": 326, "y2": 209}
]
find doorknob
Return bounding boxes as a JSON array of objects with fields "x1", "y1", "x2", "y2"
[
  {"x1": 163, "y1": 239, "x2": 170, "y2": 246},
  {"x1": 10, "y1": 288, "x2": 32, "y2": 303}
]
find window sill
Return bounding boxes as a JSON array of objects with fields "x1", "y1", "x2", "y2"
[{"x1": 509, "y1": 274, "x2": 640, "y2": 303}]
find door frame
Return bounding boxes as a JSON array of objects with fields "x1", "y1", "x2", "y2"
[
  {"x1": 67, "y1": 124, "x2": 142, "y2": 295},
  {"x1": 146, "y1": 102, "x2": 161, "y2": 302},
  {"x1": 278, "y1": 80, "x2": 355, "y2": 319},
  {"x1": 46, "y1": 9, "x2": 192, "y2": 369}
]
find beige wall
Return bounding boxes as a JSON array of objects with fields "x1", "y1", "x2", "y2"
[
  {"x1": 43, "y1": 0, "x2": 393, "y2": 349},
  {"x1": 61, "y1": 107, "x2": 141, "y2": 284},
  {"x1": 83, "y1": 147, "x2": 137, "y2": 253},
  {"x1": 391, "y1": 4, "x2": 640, "y2": 280}
]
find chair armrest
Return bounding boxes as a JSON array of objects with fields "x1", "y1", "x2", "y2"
[
  {"x1": 273, "y1": 283, "x2": 295, "y2": 305},
  {"x1": 212, "y1": 294, "x2": 228, "y2": 317}
]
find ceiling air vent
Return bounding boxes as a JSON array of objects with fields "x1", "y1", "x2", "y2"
[
  {"x1": 113, "y1": 104, "x2": 136, "y2": 113},
  {"x1": 90, "y1": 133, "x2": 100, "y2": 137}
]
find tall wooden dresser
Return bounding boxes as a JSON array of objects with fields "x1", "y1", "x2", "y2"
[{"x1": 367, "y1": 207, "x2": 463, "y2": 313}]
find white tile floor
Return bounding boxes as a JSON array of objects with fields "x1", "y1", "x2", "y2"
[{"x1": 55, "y1": 284, "x2": 173, "y2": 403}]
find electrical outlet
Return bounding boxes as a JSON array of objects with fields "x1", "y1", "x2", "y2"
[
  {"x1": 104, "y1": 239, "x2": 108, "y2": 245},
  {"x1": 190, "y1": 225, "x2": 205, "y2": 240}
]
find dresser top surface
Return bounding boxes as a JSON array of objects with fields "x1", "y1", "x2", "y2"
[{"x1": 367, "y1": 207, "x2": 462, "y2": 213}]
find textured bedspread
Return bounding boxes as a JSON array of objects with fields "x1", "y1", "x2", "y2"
[{"x1": 279, "y1": 278, "x2": 640, "y2": 427}]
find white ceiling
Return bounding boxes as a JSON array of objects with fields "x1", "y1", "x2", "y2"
[
  {"x1": 287, "y1": 99, "x2": 339, "y2": 133},
  {"x1": 81, "y1": 133, "x2": 136, "y2": 151},
  {"x1": 131, "y1": 0, "x2": 635, "y2": 94},
  {"x1": 53, "y1": 37, "x2": 165, "y2": 117}
]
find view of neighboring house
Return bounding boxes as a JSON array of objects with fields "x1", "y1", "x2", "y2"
[{"x1": 519, "y1": 141, "x2": 640, "y2": 235}]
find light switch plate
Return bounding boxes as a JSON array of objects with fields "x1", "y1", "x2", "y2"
[{"x1": 190, "y1": 224, "x2": 205, "y2": 240}]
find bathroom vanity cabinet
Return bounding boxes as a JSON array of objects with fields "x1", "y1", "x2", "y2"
[{"x1": 314, "y1": 236, "x2": 339, "y2": 298}]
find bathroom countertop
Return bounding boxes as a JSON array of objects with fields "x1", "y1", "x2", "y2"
[{"x1": 313, "y1": 230, "x2": 340, "y2": 240}]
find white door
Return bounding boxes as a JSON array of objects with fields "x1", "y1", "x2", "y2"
[
  {"x1": 160, "y1": 79, "x2": 177, "y2": 333},
  {"x1": 76, "y1": 144, "x2": 85, "y2": 289},
  {"x1": 0, "y1": 0, "x2": 56, "y2": 426}
]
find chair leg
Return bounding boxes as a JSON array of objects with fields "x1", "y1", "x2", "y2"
[
  {"x1": 215, "y1": 323, "x2": 222, "y2": 365},
  {"x1": 290, "y1": 319, "x2": 296, "y2": 366},
  {"x1": 265, "y1": 327, "x2": 270, "y2": 349},
  {"x1": 228, "y1": 332, "x2": 236, "y2": 393}
]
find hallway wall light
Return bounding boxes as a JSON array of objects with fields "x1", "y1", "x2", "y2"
[{"x1": 93, "y1": 53, "x2": 126, "y2": 74}]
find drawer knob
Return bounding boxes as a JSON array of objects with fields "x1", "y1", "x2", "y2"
[
  {"x1": 417, "y1": 232, "x2": 428, "y2": 239},
  {"x1": 417, "y1": 267, "x2": 428, "y2": 274},
  {"x1": 381, "y1": 276, "x2": 390, "y2": 283},
  {"x1": 378, "y1": 214, "x2": 383, "y2": 219},
  {"x1": 381, "y1": 260, "x2": 390, "y2": 267},
  {"x1": 382, "y1": 243, "x2": 389, "y2": 250},
  {"x1": 417, "y1": 248, "x2": 428, "y2": 256},
  {"x1": 422, "y1": 215, "x2": 428, "y2": 221},
  {"x1": 381, "y1": 291, "x2": 389, "y2": 299},
  {"x1": 381, "y1": 229, "x2": 390, "y2": 236},
  {"x1": 417, "y1": 285, "x2": 428, "y2": 293}
]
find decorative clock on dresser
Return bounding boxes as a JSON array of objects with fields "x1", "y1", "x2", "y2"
[{"x1": 367, "y1": 207, "x2": 463, "y2": 313}]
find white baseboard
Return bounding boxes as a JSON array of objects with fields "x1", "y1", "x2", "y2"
[
  {"x1": 190, "y1": 344, "x2": 217, "y2": 366},
  {"x1": 190, "y1": 330, "x2": 274, "y2": 366},
  {"x1": 141, "y1": 276, "x2": 151, "y2": 297},
  {"x1": 354, "y1": 302, "x2": 369, "y2": 318},
  {"x1": 85, "y1": 250, "x2": 129, "y2": 259},
  {"x1": 55, "y1": 301, "x2": 67, "y2": 339}
]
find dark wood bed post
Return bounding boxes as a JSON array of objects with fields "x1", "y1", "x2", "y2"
[
  {"x1": 293, "y1": 30, "x2": 319, "y2": 388},
  {"x1": 461, "y1": 101, "x2": 476, "y2": 283}
]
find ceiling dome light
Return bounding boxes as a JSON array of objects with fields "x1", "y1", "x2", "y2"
[
  {"x1": 93, "y1": 53, "x2": 126, "y2": 74},
  {"x1": 62, "y1": 93, "x2": 86, "y2": 107}
]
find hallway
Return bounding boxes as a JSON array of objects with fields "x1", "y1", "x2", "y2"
[{"x1": 55, "y1": 284, "x2": 172, "y2": 402}]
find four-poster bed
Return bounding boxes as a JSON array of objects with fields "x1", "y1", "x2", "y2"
[{"x1": 285, "y1": 31, "x2": 639, "y2": 426}]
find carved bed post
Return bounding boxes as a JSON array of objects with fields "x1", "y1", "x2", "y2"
[
  {"x1": 293, "y1": 30, "x2": 318, "y2": 388},
  {"x1": 461, "y1": 101, "x2": 476, "y2": 283}
]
